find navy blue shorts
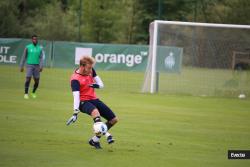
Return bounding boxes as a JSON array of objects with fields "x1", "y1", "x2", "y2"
[{"x1": 79, "y1": 99, "x2": 116, "y2": 121}]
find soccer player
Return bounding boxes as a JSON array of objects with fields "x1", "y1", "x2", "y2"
[
  {"x1": 20, "y1": 35, "x2": 44, "y2": 99},
  {"x1": 66, "y1": 56, "x2": 118, "y2": 149}
]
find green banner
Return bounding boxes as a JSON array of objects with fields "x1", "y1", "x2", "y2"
[
  {"x1": 0, "y1": 38, "x2": 183, "y2": 72},
  {"x1": 0, "y1": 38, "x2": 52, "y2": 67},
  {"x1": 157, "y1": 46, "x2": 183, "y2": 73},
  {"x1": 53, "y1": 42, "x2": 149, "y2": 71}
]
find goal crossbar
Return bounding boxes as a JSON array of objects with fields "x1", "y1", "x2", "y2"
[{"x1": 154, "y1": 20, "x2": 250, "y2": 29}]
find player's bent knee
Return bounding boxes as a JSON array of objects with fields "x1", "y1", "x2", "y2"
[
  {"x1": 91, "y1": 109, "x2": 100, "y2": 118},
  {"x1": 110, "y1": 117, "x2": 118, "y2": 125}
]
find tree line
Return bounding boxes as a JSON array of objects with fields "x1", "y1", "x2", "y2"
[{"x1": 0, "y1": 0, "x2": 249, "y2": 44}]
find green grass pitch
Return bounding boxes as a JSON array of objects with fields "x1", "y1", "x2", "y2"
[{"x1": 0, "y1": 66, "x2": 250, "y2": 167}]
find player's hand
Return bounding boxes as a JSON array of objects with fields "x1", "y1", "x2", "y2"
[
  {"x1": 66, "y1": 113, "x2": 78, "y2": 126},
  {"x1": 39, "y1": 68, "x2": 43, "y2": 72},
  {"x1": 20, "y1": 68, "x2": 24, "y2": 72}
]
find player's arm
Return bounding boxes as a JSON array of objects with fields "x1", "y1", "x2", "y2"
[
  {"x1": 39, "y1": 48, "x2": 45, "y2": 72},
  {"x1": 71, "y1": 80, "x2": 80, "y2": 112},
  {"x1": 20, "y1": 48, "x2": 27, "y2": 72},
  {"x1": 66, "y1": 80, "x2": 80, "y2": 126},
  {"x1": 89, "y1": 68, "x2": 104, "y2": 89}
]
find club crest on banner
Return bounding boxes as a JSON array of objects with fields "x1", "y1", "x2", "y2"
[{"x1": 164, "y1": 52, "x2": 175, "y2": 69}]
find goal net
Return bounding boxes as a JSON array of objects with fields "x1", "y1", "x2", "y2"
[{"x1": 142, "y1": 21, "x2": 250, "y2": 97}]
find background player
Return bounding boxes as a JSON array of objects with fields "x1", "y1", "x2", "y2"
[{"x1": 20, "y1": 35, "x2": 44, "y2": 99}]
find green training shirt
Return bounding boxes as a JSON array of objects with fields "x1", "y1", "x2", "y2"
[{"x1": 26, "y1": 43, "x2": 42, "y2": 65}]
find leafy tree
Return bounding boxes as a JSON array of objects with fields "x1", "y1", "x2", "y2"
[
  {"x1": 23, "y1": 1, "x2": 76, "y2": 41},
  {"x1": 113, "y1": 0, "x2": 146, "y2": 44},
  {"x1": 0, "y1": 0, "x2": 21, "y2": 37},
  {"x1": 82, "y1": 0, "x2": 122, "y2": 43},
  {"x1": 225, "y1": 0, "x2": 250, "y2": 25},
  {"x1": 1, "y1": 0, "x2": 249, "y2": 44}
]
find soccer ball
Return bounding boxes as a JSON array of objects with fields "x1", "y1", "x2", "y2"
[{"x1": 93, "y1": 122, "x2": 108, "y2": 136}]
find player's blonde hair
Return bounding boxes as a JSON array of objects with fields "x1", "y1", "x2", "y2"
[{"x1": 79, "y1": 56, "x2": 95, "y2": 66}]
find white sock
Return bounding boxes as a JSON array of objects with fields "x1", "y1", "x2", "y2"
[
  {"x1": 105, "y1": 132, "x2": 111, "y2": 138},
  {"x1": 92, "y1": 135, "x2": 101, "y2": 142}
]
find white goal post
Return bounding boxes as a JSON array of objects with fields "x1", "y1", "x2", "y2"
[{"x1": 142, "y1": 20, "x2": 250, "y2": 95}]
